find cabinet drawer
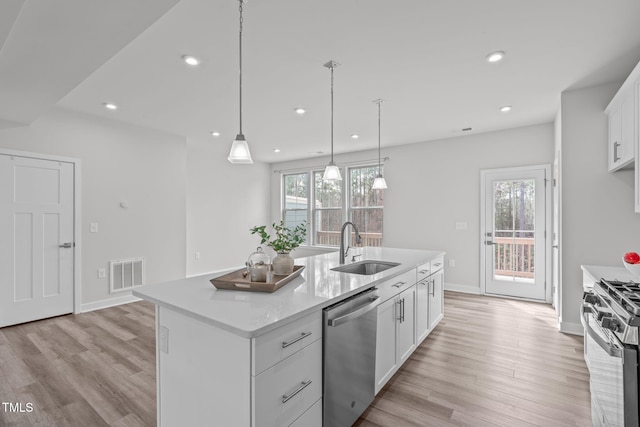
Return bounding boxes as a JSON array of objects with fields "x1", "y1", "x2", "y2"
[
  {"x1": 416, "y1": 261, "x2": 432, "y2": 282},
  {"x1": 431, "y1": 256, "x2": 444, "y2": 274},
  {"x1": 252, "y1": 311, "x2": 322, "y2": 375},
  {"x1": 253, "y1": 339, "x2": 322, "y2": 427},
  {"x1": 377, "y1": 268, "x2": 417, "y2": 303},
  {"x1": 289, "y1": 398, "x2": 322, "y2": 427}
]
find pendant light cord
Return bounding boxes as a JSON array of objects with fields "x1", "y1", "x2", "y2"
[
  {"x1": 238, "y1": 0, "x2": 244, "y2": 135},
  {"x1": 330, "y1": 64, "x2": 334, "y2": 164},
  {"x1": 377, "y1": 101, "x2": 381, "y2": 171}
]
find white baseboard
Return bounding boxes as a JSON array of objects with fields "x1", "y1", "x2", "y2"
[
  {"x1": 559, "y1": 321, "x2": 584, "y2": 336},
  {"x1": 444, "y1": 282, "x2": 481, "y2": 294},
  {"x1": 79, "y1": 293, "x2": 142, "y2": 313}
]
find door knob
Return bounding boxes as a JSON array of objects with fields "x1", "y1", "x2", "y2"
[{"x1": 59, "y1": 242, "x2": 74, "y2": 248}]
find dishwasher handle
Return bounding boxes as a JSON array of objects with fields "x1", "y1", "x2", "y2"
[{"x1": 328, "y1": 296, "x2": 380, "y2": 327}]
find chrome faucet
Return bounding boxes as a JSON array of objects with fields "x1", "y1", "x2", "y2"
[{"x1": 339, "y1": 221, "x2": 362, "y2": 264}]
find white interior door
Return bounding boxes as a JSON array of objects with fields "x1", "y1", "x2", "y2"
[
  {"x1": 0, "y1": 154, "x2": 75, "y2": 327},
  {"x1": 481, "y1": 166, "x2": 548, "y2": 301}
]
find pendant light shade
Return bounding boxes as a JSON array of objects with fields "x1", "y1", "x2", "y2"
[
  {"x1": 323, "y1": 60, "x2": 341, "y2": 181},
  {"x1": 323, "y1": 162, "x2": 342, "y2": 181},
  {"x1": 372, "y1": 99, "x2": 388, "y2": 190},
  {"x1": 372, "y1": 174, "x2": 388, "y2": 190},
  {"x1": 228, "y1": 134, "x2": 252, "y2": 164},
  {"x1": 228, "y1": 0, "x2": 253, "y2": 164}
]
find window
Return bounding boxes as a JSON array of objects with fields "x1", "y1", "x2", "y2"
[
  {"x1": 281, "y1": 165, "x2": 384, "y2": 247},
  {"x1": 283, "y1": 173, "x2": 308, "y2": 244},
  {"x1": 313, "y1": 171, "x2": 342, "y2": 246},
  {"x1": 349, "y1": 166, "x2": 384, "y2": 247}
]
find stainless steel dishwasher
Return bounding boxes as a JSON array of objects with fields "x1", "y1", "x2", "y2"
[{"x1": 323, "y1": 287, "x2": 380, "y2": 427}]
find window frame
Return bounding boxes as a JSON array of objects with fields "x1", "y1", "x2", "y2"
[{"x1": 281, "y1": 164, "x2": 383, "y2": 248}]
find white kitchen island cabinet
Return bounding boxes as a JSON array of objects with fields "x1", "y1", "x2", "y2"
[
  {"x1": 415, "y1": 256, "x2": 444, "y2": 345},
  {"x1": 134, "y1": 247, "x2": 445, "y2": 427}
]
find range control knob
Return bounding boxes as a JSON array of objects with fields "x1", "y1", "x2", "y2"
[
  {"x1": 601, "y1": 317, "x2": 621, "y2": 332},
  {"x1": 584, "y1": 293, "x2": 599, "y2": 305}
]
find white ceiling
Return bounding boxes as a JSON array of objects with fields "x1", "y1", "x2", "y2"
[{"x1": 2, "y1": 0, "x2": 640, "y2": 163}]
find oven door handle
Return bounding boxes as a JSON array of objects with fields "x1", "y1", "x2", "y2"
[{"x1": 581, "y1": 303, "x2": 623, "y2": 358}]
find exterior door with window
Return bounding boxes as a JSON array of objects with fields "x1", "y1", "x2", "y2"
[
  {"x1": 0, "y1": 154, "x2": 75, "y2": 327},
  {"x1": 481, "y1": 166, "x2": 549, "y2": 301}
]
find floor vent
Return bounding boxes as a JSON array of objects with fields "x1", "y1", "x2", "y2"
[{"x1": 109, "y1": 258, "x2": 145, "y2": 293}]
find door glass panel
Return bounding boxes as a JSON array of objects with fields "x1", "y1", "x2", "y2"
[{"x1": 492, "y1": 179, "x2": 535, "y2": 283}]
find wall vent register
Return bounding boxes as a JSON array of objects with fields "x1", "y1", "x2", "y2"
[{"x1": 109, "y1": 258, "x2": 145, "y2": 293}]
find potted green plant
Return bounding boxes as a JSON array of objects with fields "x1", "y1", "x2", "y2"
[{"x1": 250, "y1": 221, "x2": 307, "y2": 275}]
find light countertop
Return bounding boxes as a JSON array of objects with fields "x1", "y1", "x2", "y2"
[
  {"x1": 133, "y1": 247, "x2": 444, "y2": 338},
  {"x1": 581, "y1": 264, "x2": 639, "y2": 289}
]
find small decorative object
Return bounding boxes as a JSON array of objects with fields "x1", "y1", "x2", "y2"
[
  {"x1": 272, "y1": 252, "x2": 295, "y2": 276},
  {"x1": 246, "y1": 247, "x2": 270, "y2": 282},
  {"x1": 623, "y1": 251, "x2": 640, "y2": 277},
  {"x1": 250, "y1": 221, "x2": 307, "y2": 276}
]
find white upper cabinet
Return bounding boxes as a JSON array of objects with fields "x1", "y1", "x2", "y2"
[
  {"x1": 637, "y1": 82, "x2": 640, "y2": 213},
  {"x1": 605, "y1": 58, "x2": 640, "y2": 213},
  {"x1": 606, "y1": 82, "x2": 635, "y2": 171}
]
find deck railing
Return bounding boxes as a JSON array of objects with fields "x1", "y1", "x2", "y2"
[
  {"x1": 494, "y1": 236, "x2": 535, "y2": 279},
  {"x1": 315, "y1": 231, "x2": 382, "y2": 247}
]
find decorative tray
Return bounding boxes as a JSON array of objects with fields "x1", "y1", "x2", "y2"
[{"x1": 210, "y1": 265, "x2": 305, "y2": 293}]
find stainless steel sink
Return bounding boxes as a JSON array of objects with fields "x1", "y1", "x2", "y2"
[{"x1": 331, "y1": 260, "x2": 400, "y2": 275}]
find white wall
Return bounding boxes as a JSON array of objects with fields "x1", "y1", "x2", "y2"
[
  {"x1": 270, "y1": 123, "x2": 554, "y2": 292},
  {"x1": 186, "y1": 138, "x2": 271, "y2": 275},
  {"x1": 0, "y1": 108, "x2": 273, "y2": 309},
  {"x1": 0, "y1": 108, "x2": 187, "y2": 307},
  {"x1": 559, "y1": 82, "x2": 640, "y2": 332}
]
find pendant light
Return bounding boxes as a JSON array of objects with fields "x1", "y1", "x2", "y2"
[
  {"x1": 372, "y1": 99, "x2": 388, "y2": 190},
  {"x1": 322, "y1": 60, "x2": 341, "y2": 181},
  {"x1": 228, "y1": 0, "x2": 253, "y2": 164}
]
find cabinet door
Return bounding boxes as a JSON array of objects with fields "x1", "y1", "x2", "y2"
[
  {"x1": 636, "y1": 82, "x2": 640, "y2": 213},
  {"x1": 375, "y1": 297, "x2": 397, "y2": 394},
  {"x1": 608, "y1": 104, "x2": 622, "y2": 171},
  {"x1": 429, "y1": 271, "x2": 444, "y2": 329},
  {"x1": 415, "y1": 279, "x2": 430, "y2": 344},
  {"x1": 396, "y1": 285, "x2": 416, "y2": 365},
  {"x1": 609, "y1": 90, "x2": 635, "y2": 171}
]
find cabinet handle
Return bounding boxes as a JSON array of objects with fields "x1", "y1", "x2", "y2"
[
  {"x1": 419, "y1": 269, "x2": 430, "y2": 275},
  {"x1": 282, "y1": 380, "x2": 312, "y2": 403},
  {"x1": 392, "y1": 281, "x2": 407, "y2": 288},
  {"x1": 282, "y1": 331, "x2": 312, "y2": 348},
  {"x1": 397, "y1": 298, "x2": 405, "y2": 323},
  {"x1": 433, "y1": 263, "x2": 442, "y2": 268},
  {"x1": 614, "y1": 141, "x2": 620, "y2": 162},
  {"x1": 430, "y1": 279, "x2": 435, "y2": 296}
]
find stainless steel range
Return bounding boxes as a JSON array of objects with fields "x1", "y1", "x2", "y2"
[{"x1": 582, "y1": 279, "x2": 640, "y2": 426}]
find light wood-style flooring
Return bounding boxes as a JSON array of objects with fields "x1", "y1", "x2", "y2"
[
  {"x1": 355, "y1": 292, "x2": 591, "y2": 426},
  {"x1": 0, "y1": 292, "x2": 591, "y2": 426}
]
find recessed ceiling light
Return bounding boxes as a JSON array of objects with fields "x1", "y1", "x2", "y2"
[
  {"x1": 210, "y1": 131, "x2": 220, "y2": 137},
  {"x1": 103, "y1": 102, "x2": 118, "y2": 110},
  {"x1": 182, "y1": 55, "x2": 201, "y2": 66},
  {"x1": 273, "y1": 148, "x2": 281, "y2": 153},
  {"x1": 351, "y1": 134, "x2": 359, "y2": 139},
  {"x1": 294, "y1": 107, "x2": 306, "y2": 115},
  {"x1": 500, "y1": 105, "x2": 512, "y2": 113},
  {"x1": 486, "y1": 51, "x2": 505, "y2": 63}
]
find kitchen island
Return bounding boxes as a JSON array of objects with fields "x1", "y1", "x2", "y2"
[{"x1": 134, "y1": 247, "x2": 445, "y2": 427}]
